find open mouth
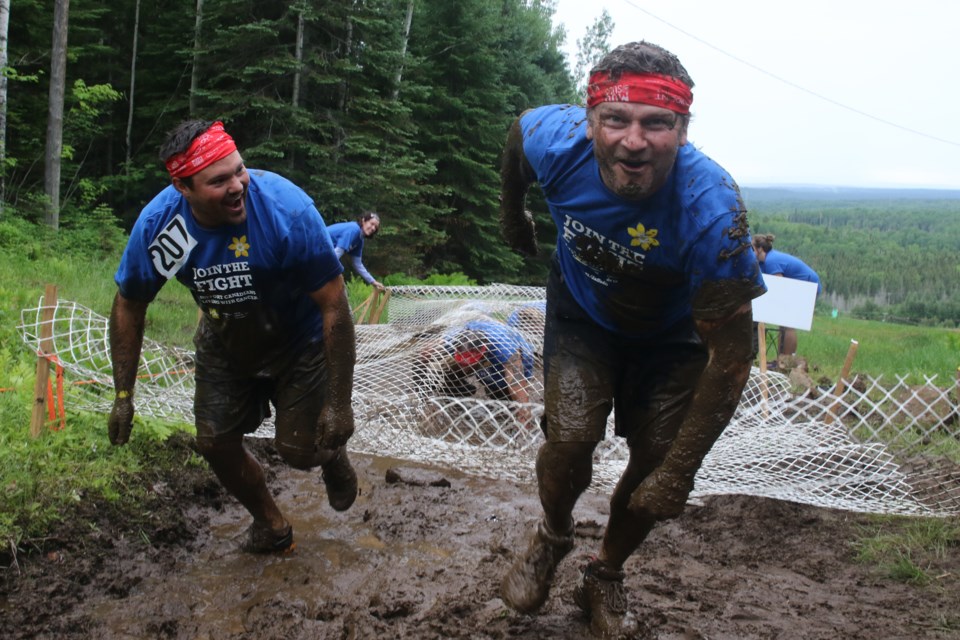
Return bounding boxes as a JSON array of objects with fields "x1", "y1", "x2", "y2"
[
  {"x1": 224, "y1": 194, "x2": 245, "y2": 213},
  {"x1": 619, "y1": 159, "x2": 648, "y2": 171}
]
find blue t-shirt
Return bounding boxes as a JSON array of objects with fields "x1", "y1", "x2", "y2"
[
  {"x1": 445, "y1": 319, "x2": 535, "y2": 393},
  {"x1": 519, "y1": 104, "x2": 766, "y2": 338},
  {"x1": 115, "y1": 169, "x2": 343, "y2": 365},
  {"x1": 327, "y1": 221, "x2": 364, "y2": 259},
  {"x1": 761, "y1": 249, "x2": 821, "y2": 294},
  {"x1": 327, "y1": 220, "x2": 376, "y2": 284}
]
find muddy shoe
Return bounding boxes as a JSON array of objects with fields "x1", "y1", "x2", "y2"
[
  {"x1": 240, "y1": 521, "x2": 295, "y2": 555},
  {"x1": 501, "y1": 520, "x2": 574, "y2": 614},
  {"x1": 573, "y1": 558, "x2": 639, "y2": 638},
  {"x1": 321, "y1": 447, "x2": 358, "y2": 512}
]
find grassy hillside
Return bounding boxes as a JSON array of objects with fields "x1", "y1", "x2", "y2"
[{"x1": 780, "y1": 315, "x2": 959, "y2": 383}]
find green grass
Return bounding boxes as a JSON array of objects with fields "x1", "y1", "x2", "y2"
[
  {"x1": 795, "y1": 314, "x2": 960, "y2": 383},
  {"x1": 853, "y1": 517, "x2": 960, "y2": 585}
]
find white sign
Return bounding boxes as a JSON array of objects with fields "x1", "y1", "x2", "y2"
[{"x1": 752, "y1": 275, "x2": 819, "y2": 331}]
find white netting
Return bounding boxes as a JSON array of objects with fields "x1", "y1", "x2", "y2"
[{"x1": 17, "y1": 284, "x2": 960, "y2": 518}]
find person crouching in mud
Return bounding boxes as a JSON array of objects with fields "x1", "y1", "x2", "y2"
[{"x1": 497, "y1": 41, "x2": 766, "y2": 637}]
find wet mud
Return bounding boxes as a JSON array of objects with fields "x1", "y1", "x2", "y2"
[{"x1": 2, "y1": 437, "x2": 957, "y2": 639}]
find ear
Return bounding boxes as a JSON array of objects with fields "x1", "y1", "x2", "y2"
[{"x1": 172, "y1": 177, "x2": 190, "y2": 196}]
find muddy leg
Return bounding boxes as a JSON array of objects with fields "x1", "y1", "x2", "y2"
[
  {"x1": 501, "y1": 440, "x2": 593, "y2": 613},
  {"x1": 598, "y1": 451, "x2": 659, "y2": 569},
  {"x1": 536, "y1": 440, "x2": 594, "y2": 534},
  {"x1": 197, "y1": 435, "x2": 286, "y2": 532}
]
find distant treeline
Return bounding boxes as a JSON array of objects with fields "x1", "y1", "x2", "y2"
[{"x1": 743, "y1": 188, "x2": 960, "y2": 327}]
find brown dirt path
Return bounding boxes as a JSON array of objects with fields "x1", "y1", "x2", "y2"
[{"x1": 1, "y1": 437, "x2": 957, "y2": 639}]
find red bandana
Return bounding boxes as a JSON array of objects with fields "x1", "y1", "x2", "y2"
[
  {"x1": 165, "y1": 121, "x2": 238, "y2": 179},
  {"x1": 454, "y1": 347, "x2": 487, "y2": 367},
  {"x1": 586, "y1": 71, "x2": 693, "y2": 114}
]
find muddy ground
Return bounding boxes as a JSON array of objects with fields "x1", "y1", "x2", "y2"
[{"x1": 2, "y1": 435, "x2": 957, "y2": 640}]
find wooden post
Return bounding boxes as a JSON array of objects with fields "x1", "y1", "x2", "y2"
[
  {"x1": 30, "y1": 284, "x2": 58, "y2": 437},
  {"x1": 757, "y1": 322, "x2": 768, "y2": 372},
  {"x1": 370, "y1": 288, "x2": 390, "y2": 324},
  {"x1": 956, "y1": 366, "x2": 959, "y2": 405},
  {"x1": 353, "y1": 290, "x2": 376, "y2": 325},
  {"x1": 756, "y1": 322, "x2": 770, "y2": 416},
  {"x1": 826, "y1": 339, "x2": 859, "y2": 424}
]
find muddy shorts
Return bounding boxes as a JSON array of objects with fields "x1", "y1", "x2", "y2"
[
  {"x1": 193, "y1": 328, "x2": 327, "y2": 458},
  {"x1": 541, "y1": 260, "x2": 708, "y2": 448}
]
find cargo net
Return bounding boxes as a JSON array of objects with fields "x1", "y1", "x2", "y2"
[{"x1": 18, "y1": 284, "x2": 960, "y2": 518}]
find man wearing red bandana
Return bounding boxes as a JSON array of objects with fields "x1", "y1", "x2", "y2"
[
  {"x1": 108, "y1": 120, "x2": 359, "y2": 555},
  {"x1": 499, "y1": 42, "x2": 766, "y2": 636}
]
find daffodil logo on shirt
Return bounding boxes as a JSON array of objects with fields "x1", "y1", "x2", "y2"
[
  {"x1": 627, "y1": 223, "x2": 659, "y2": 251},
  {"x1": 229, "y1": 236, "x2": 250, "y2": 258}
]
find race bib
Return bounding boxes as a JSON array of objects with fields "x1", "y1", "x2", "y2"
[{"x1": 148, "y1": 214, "x2": 198, "y2": 279}]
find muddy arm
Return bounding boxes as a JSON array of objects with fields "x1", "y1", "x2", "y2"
[
  {"x1": 309, "y1": 275, "x2": 357, "y2": 449},
  {"x1": 499, "y1": 116, "x2": 538, "y2": 256},
  {"x1": 107, "y1": 292, "x2": 148, "y2": 446},
  {"x1": 629, "y1": 300, "x2": 755, "y2": 519},
  {"x1": 503, "y1": 350, "x2": 531, "y2": 405}
]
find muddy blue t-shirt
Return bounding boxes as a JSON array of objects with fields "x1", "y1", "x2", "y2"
[
  {"x1": 519, "y1": 104, "x2": 766, "y2": 338},
  {"x1": 115, "y1": 169, "x2": 343, "y2": 368},
  {"x1": 444, "y1": 319, "x2": 535, "y2": 393}
]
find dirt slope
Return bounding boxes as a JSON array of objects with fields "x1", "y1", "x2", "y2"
[{"x1": 2, "y1": 437, "x2": 957, "y2": 639}]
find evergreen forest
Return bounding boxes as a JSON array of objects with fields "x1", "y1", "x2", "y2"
[
  {"x1": 3, "y1": 0, "x2": 582, "y2": 283},
  {"x1": 2, "y1": 1, "x2": 958, "y2": 326}
]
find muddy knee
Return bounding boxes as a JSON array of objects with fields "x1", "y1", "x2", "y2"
[
  {"x1": 192, "y1": 433, "x2": 238, "y2": 462},
  {"x1": 275, "y1": 440, "x2": 324, "y2": 470}
]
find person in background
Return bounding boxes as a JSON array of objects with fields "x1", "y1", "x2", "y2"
[
  {"x1": 108, "y1": 119, "x2": 358, "y2": 555},
  {"x1": 752, "y1": 233, "x2": 821, "y2": 357},
  {"x1": 327, "y1": 212, "x2": 386, "y2": 292},
  {"x1": 413, "y1": 317, "x2": 537, "y2": 427},
  {"x1": 498, "y1": 41, "x2": 766, "y2": 636}
]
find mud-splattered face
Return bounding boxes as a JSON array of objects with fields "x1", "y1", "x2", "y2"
[{"x1": 587, "y1": 102, "x2": 687, "y2": 200}]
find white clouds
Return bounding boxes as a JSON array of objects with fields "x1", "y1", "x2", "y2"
[{"x1": 551, "y1": 0, "x2": 960, "y2": 189}]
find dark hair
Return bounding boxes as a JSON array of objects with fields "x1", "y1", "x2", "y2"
[
  {"x1": 159, "y1": 120, "x2": 216, "y2": 162},
  {"x1": 358, "y1": 211, "x2": 381, "y2": 237},
  {"x1": 752, "y1": 233, "x2": 775, "y2": 252},
  {"x1": 158, "y1": 119, "x2": 216, "y2": 187},
  {"x1": 451, "y1": 329, "x2": 486, "y2": 353},
  {"x1": 590, "y1": 41, "x2": 694, "y2": 88}
]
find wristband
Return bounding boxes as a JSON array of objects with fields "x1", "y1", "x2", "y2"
[{"x1": 116, "y1": 389, "x2": 132, "y2": 399}]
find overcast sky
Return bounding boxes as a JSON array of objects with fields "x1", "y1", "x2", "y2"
[{"x1": 551, "y1": 0, "x2": 960, "y2": 190}]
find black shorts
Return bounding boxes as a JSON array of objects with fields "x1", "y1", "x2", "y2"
[
  {"x1": 192, "y1": 320, "x2": 327, "y2": 457},
  {"x1": 541, "y1": 259, "x2": 708, "y2": 449}
]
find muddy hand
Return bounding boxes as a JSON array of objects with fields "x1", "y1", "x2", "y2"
[
  {"x1": 318, "y1": 404, "x2": 355, "y2": 450},
  {"x1": 108, "y1": 395, "x2": 135, "y2": 446},
  {"x1": 502, "y1": 208, "x2": 538, "y2": 256},
  {"x1": 628, "y1": 467, "x2": 696, "y2": 521}
]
